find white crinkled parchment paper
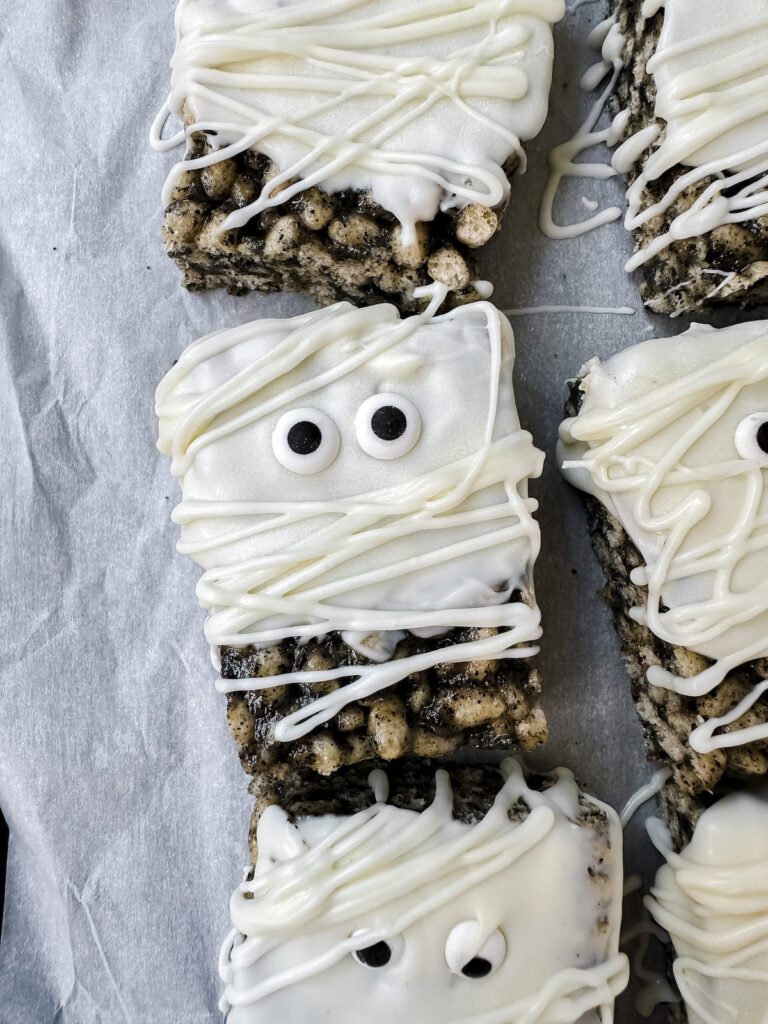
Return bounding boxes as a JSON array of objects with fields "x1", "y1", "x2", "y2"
[{"x1": 0, "y1": 1, "x2": 759, "y2": 1021}]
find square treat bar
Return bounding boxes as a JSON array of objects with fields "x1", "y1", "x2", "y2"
[
  {"x1": 220, "y1": 757, "x2": 628, "y2": 1023},
  {"x1": 156, "y1": 295, "x2": 546, "y2": 778},
  {"x1": 151, "y1": 0, "x2": 565, "y2": 311},
  {"x1": 558, "y1": 322, "x2": 768, "y2": 849},
  {"x1": 647, "y1": 791, "x2": 768, "y2": 1024},
  {"x1": 610, "y1": 0, "x2": 768, "y2": 315}
]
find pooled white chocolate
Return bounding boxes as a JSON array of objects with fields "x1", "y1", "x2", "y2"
[
  {"x1": 220, "y1": 759, "x2": 628, "y2": 1023},
  {"x1": 558, "y1": 321, "x2": 768, "y2": 753},
  {"x1": 156, "y1": 291, "x2": 543, "y2": 740},
  {"x1": 151, "y1": 0, "x2": 565, "y2": 243},
  {"x1": 646, "y1": 791, "x2": 768, "y2": 1024}
]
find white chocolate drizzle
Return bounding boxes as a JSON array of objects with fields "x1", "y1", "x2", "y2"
[
  {"x1": 646, "y1": 791, "x2": 768, "y2": 1024},
  {"x1": 220, "y1": 758, "x2": 628, "y2": 1023},
  {"x1": 157, "y1": 289, "x2": 543, "y2": 741},
  {"x1": 624, "y1": 0, "x2": 768, "y2": 272},
  {"x1": 558, "y1": 322, "x2": 768, "y2": 754},
  {"x1": 617, "y1": 770, "x2": 677, "y2": 1017},
  {"x1": 539, "y1": 17, "x2": 625, "y2": 240},
  {"x1": 151, "y1": 0, "x2": 565, "y2": 243},
  {"x1": 503, "y1": 305, "x2": 635, "y2": 317},
  {"x1": 618, "y1": 767, "x2": 671, "y2": 828},
  {"x1": 541, "y1": 1, "x2": 768, "y2": 271},
  {"x1": 621, "y1": 918, "x2": 678, "y2": 1018}
]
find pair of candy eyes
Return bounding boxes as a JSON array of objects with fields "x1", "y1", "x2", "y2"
[
  {"x1": 273, "y1": 394, "x2": 421, "y2": 475},
  {"x1": 351, "y1": 923, "x2": 506, "y2": 979}
]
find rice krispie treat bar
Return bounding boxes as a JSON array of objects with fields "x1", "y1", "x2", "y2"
[
  {"x1": 220, "y1": 757, "x2": 628, "y2": 1023},
  {"x1": 156, "y1": 293, "x2": 546, "y2": 779},
  {"x1": 151, "y1": 0, "x2": 565, "y2": 312},
  {"x1": 646, "y1": 791, "x2": 768, "y2": 1024},
  {"x1": 609, "y1": 0, "x2": 768, "y2": 315},
  {"x1": 558, "y1": 322, "x2": 768, "y2": 844}
]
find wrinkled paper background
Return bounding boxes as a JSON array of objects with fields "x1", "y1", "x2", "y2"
[{"x1": 0, "y1": 1, "x2": 758, "y2": 1021}]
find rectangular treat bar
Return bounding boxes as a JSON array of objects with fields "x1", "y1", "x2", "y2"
[
  {"x1": 151, "y1": 0, "x2": 565, "y2": 312},
  {"x1": 558, "y1": 321, "x2": 768, "y2": 849},
  {"x1": 156, "y1": 295, "x2": 546, "y2": 778},
  {"x1": 610, "y1": 0, "x2": 768, "y2": 314},
  {"x1": 220, "y1": 757, "x2": 628, "y2": 1023},
  {"x1": 647, "y1": 791, "x2": 768, "y2": 1024}
]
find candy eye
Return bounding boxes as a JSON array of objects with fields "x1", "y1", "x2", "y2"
[
  {"x1": 445, "y1": 922, "x2": 506, "y2": 979},
  {"x1": 272, "y1": 408, "x2": 340, "y2": 475},
  {"x1": 351, "y1": 932, "x2": 403, "y2": 969},
  {"x1": 355, "y1": 393, "x2": 421, "y2": 460},
  {"x1": 735, "y1": 413, "x2": 768, "y2": 465}
]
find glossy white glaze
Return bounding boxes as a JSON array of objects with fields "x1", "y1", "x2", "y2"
[
  {"x1": 157, "y1": 292, "x2": 543, "y2": 739},
  {"x1": 647, "y1": 791, "x2": 768, "y2": 1024},
  {"x1": 221, "y1": 758, "x2": 628, "y2": 1023},
  {"x1": 151, "y1": 0, "x2": 564, "y2": 242},
  {"x1": 559, "y1": 322, "x2": 768, "y2": 753},
  {"x1": 541, "y1": 0, "x2": 768, "y2": 270},
  {"x1": 624, "y1": 0, "x2": 768, "y2": 271}
]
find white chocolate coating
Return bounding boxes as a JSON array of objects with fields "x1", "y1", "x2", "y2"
[
  {"x1": 541, "y1": 0, "x2": 768, "y2": 268},
  {"x1": 151, "y1": 0, "x2": 564, "y2": 241},
  {"x1": 220, "y1": 759, "x2": 628, "y2": 1023},
  {"x1": 646, "y1": 791, "x2": 768, "y2": 1024},
  {"x1": 624, "y1": 0, "x2": 768, "y2": 271},
  {"x1": 558, "y1": 321, "x2": 768, "y2": 753},
  {"x1": 156, "y1": 293, "x2": 543, "y2": 740}
]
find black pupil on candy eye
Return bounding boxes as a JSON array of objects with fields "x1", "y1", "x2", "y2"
[
  {"x1": 355, "y1": 941, "x2": 392, "y2": 968},
  {"x1": 371, "y1": 405, "x2": 407, "y2": 442},
  {"x1": 462, "y1": 957, "x2": 492, "y2": 979},
  {"x1": 757, "y1": 421, "x2": 768, "y2": 454},
  {"x1": 287, "y1": 420, "x2": 322, "y2": 455}
]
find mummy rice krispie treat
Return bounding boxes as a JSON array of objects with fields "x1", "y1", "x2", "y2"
[
  {"x1": 156, "y1": 292, "x2": 547, "y2": 778},
  {"x1": 220, "y1": 758, "x2": 629, "y2": 1023},
  {"x1": 646, "y1": 791, "x2": 768, "y2": 1024},
  {"x1": 150, "y1": 0, "x2": 565, "y2": 311},
  {"x1": 610, "y1": 0, "x2": 768, "y2": 314},
  {"x1": 558, "y1": 322, "x2": 768, "y2": 843}
]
